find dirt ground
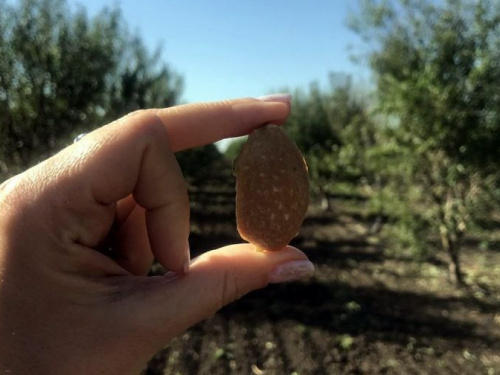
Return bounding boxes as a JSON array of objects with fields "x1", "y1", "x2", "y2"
[{"x1": 143, "y1": 170, "x2": 500, "y2": 375}]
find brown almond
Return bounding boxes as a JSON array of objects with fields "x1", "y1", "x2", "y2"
[{"x1": 234, "y1": 124, "x2": 309, "y2": 251}]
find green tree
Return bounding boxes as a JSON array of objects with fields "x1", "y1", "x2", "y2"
[
  {"x1": 286, "y1": 82, "x2": 339, "y2": 155},
  {"x1": 285, "y1": 78, "x2": 375, "y2": 211},
  {"x1": 0, "y1": 0, "x2": 182, "y2": 180},
  {"x1": 284, "y1": 83, "x2": 337, "y2": 210},
  {"x1": 177, "y1": 144, "x2": 226, "y2": 185},
  {"x1": 350, "y1": 0, "x2": 500, "y2": 285},
  {"x1": 329, "y1": 82, "x2": 377, "y2": 185},
  {"x1": 223, "y1": 137, "x2": 246, "y2": 163}
]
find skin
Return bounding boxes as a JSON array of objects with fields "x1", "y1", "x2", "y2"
[{"x1": 0, "y1": 98, "x2": 313, "y2": 374}]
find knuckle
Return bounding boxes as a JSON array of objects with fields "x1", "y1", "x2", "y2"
[
  {"x1": 139, "y1": 112, "x2": 168, "y2": 140},
  {"x1": 214, "y1": 270, "x2": 242, "y2": 312},
  {"x1": 120, "y1": 109, "x2": 169, "y2": 145}
]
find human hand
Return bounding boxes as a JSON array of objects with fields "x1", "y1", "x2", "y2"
[{"x1": 0, "y1": 97, "x2": 314, "y2": 374}]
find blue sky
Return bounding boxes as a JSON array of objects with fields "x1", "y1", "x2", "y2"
[{"x1": 68, "y1": 0, "x2": 370, "y2": 103}]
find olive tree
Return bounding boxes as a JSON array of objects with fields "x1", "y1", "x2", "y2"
[
  {"x1": 350, "y1": 0, "x2": 500, "y2": 285},
  {"x1": 0, "y1": 0, "x2": 182, "y2": 180}
]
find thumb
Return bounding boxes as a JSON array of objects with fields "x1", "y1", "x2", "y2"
[{"x1": 128, "y1": 244, "x2": 314, "y2": 343}]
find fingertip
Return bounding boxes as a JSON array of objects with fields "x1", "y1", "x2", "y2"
[
  {"x1": 189, "y1": 243, "x2": 310, "y2": 278},
  {"x1": 256, "y1": 93, "x2": 293, "y2": 103},
  {"x1": 156, "y1": 98, "x2": 291, "y2": 151},
  {"x1": 268, "y1": 259, "x2": 315, "y2": 284},
  {"x1": 237, "y1": 99, "x2": 291, "y2": 125}
]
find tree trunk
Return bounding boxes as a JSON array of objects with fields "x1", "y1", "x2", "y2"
[
  {"x1": 318, "y1": 185, "x2": 331, "y2": 212},
  {"x1": 440, "y1": 231, "x2": 465, "y2": 287},
  {"x1": 320, "y1": 193, "x2": 331, "y2": 211}
]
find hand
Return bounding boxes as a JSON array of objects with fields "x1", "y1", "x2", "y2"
[{"x1": 0, "y1": 97, "x2": 314, "y2": 374}]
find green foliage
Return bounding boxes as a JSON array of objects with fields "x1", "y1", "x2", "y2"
[
  {"x1": 351, "y1": 0, "x2": 500, "y2": 284},
  {"x1": 285, "y1": 78, "x2": 376, "y2": 210},
  {"x1": 337, "y1": 334, "x2": 355, "y2": 350},
  {"x1": 345, "y1": 300, "x2": 361, "y2": 313},
  {"x1": 176, "y1": 144, "x2": 225, "y2": 183},
  {"x1": 294, "y1": 323, "x2": 308, "y2": 334},
  {"x1": 223, "y1": 137, "x2": 246, "y2": 162},
  {"x1": 213, "y1": 347, "x2": 225, "y2": 360},
  {"x1": 382, "y1": 199, "x2": 430, "y2": 260},
  {"x1": 286, "y1": 82, "x2": 339, "y2": 154},
  {"x1": 0, "y1": 0, "x2": 182, "y2": 180}
]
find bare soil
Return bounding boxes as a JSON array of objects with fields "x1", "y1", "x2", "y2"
[{"x1": 143, "y1": 171, "x2": 500, "y2": 375}]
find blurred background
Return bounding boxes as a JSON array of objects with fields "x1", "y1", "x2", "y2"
[{"x1": 1, "y1": 0, "x2": 500, "y2": 373}]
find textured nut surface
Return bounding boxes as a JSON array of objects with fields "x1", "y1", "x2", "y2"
[{"x1": 234, "y1": 124, "x2": 309, "y2": 251}]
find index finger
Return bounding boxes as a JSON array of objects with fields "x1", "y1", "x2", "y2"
[{"x1": 155, "y1": 98, "x2": 291, "y2": 152}]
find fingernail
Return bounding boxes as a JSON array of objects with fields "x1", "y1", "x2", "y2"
[
  {"x1": 257, "y1": 93, "x2": 292, "y2": 103},
  {"x1": 183, "y1": 242, "x2": 191, "y2": 274},
  {"x1": 269, "y1": 260, "x2": 315, "y2": 284}
]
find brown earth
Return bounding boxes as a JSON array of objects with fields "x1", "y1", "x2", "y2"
[{"x1": 143, "y1": 170, "x2": 500, "y2": 375}]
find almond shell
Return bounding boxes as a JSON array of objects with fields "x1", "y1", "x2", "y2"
[{"x1": 234, "y1": 124, "x2": 309, "y2": 251}]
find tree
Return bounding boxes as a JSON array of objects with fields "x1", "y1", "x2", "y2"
[
  {"x1": 0, "y1": 0, "x2": 182, "y2": 180},
  {"x1": 284, "y1": 78, "x2": 375, "y2": 211},
  {"x1": 285, "y1": 83, "x2": 338, "y2": 210},
  {"x1": 223, "y1": 137, "x2": 247, "y2": 162},
  {"x1": 350, "y1": 0, "x2": 500, "y2": 285},
  {"x1": 177, "y1": 144, "x2": 226, "y2": 185}
]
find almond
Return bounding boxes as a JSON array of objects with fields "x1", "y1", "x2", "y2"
[{"x1": 234, "y1": 124, "x2": 309, "y2": 251}]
